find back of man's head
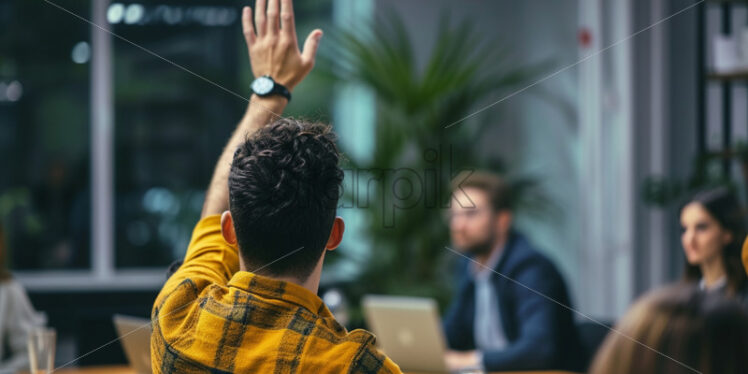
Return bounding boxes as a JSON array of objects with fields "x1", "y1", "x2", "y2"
[{"x1": 228, "y1": 118, "x2": 343, "y2": 281}]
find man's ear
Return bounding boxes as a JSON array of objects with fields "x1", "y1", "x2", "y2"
[
  {"x1": 325, "y1": 217, "x2": 345, "y2": 251},
  {"x1": 496, "y1": 210, "x2": 513, "y2": 236},
  {"x1": 221, "y1": 211, "x2": 237, "y2": 245}
]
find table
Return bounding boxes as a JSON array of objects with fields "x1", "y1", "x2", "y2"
[
  {"x1": 17, "y1": 366, "x2": 135, "y2": 374},
  {"x1": 29, "y1": 365, "x2": 579, "y2": 374}
]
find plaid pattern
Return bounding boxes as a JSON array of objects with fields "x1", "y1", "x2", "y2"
[{"x1": 150, "y1": 215, "x2": 401, "y2": 374}]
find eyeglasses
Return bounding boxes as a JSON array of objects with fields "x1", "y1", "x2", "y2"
[{"x1": 442, "y1": 208, "x2": 491, "y2": 222}]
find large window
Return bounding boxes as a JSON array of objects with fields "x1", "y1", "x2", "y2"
[
  {"x1": 109, "y1": 0, "x2": 334, "y2": 269},
  {"x1": 110, "y1": 1, "x2": 244, "y2": 268},
  {"x1": 2, "y1": 0, "x2": 334, "y2": 289}
]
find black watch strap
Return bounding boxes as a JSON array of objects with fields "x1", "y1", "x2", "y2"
[
  {"x1": 270, "y1": 82, "x2": 291, "y2": 102},
  {"x1": 252, "y1": 75, "x2": 292, "y2": 102}
]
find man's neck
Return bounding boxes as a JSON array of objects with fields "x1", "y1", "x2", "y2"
[
  {"x1": 239, "y1": 253, "x2": 325, "y2": 295},
  {"x1": 475, "y1": 236, "x2": 507, "y2": 268}
]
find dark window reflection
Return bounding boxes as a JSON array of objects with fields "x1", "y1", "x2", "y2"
[
  {"x1": 0, "y1": 0, "x2": 91, "y2": 270},
  {"x1": 111, "y1": 0, "x2": 334, "y2": 268},
  {"x1": 0, "y1": 0, "x2": 333, "y2": 271},
  {"x1": 112, "y1": 0, "x2": 243, "y2": 268}
]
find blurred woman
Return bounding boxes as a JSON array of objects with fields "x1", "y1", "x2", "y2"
[
  {"x1": 0, "y1": 224, "x2": 46, "y2": 374},
  {"x1": 589, "y1": 284, "x2": 748, "y2": 374},
  {"x1": 680, "y1": 187, "x2": 748, "y2": 305}
]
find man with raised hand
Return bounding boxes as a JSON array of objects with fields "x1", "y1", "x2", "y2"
[{"x1": 150, "y1": 1, "x2": 401, "y2": 373}]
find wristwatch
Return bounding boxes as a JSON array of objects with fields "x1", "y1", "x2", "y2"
[{"x1": 250, "y1": 75, "x2": 291, "y2": 102}]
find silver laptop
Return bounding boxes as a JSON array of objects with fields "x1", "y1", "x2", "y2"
[
  {"x1": 113, "y1": 314, "x2": 153, "y2": 374},
  {"x1": 362, "y1": 295, "x2": 452, "y2": 373}
]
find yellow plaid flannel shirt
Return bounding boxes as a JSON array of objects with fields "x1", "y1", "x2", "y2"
[{"x1": 151, "y1": 215, "x2": 402, "y2": 373}]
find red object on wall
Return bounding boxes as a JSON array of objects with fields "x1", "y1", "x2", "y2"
[{"x1": 578, "y1": 27, "x2": 592, "y2": 48}]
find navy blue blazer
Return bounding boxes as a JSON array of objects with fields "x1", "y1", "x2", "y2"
[{"x1": 443, "y1": 231, "x2": 584, "y2": 372}]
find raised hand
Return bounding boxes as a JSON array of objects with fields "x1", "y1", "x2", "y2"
[{"x1": 242, "y1": 0, "x2": 322, "y2": 91}]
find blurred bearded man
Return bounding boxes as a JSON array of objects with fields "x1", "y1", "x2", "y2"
[{"x1": 442, "y1": 171, "x2": 583, "y2": 372}]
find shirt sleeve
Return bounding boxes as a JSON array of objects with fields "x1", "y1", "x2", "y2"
[
  {"x1": 347, "y1": 337, "x2": 403, "y2": 374},
  {"x1": 155, "y1": 215, "x2": 240, "y2": 306},
  {"x1": 0, "y1": 281, "x2": 46, "y2": 372},
  {"x1": 443, "y1": 261, "x2": 476, "y2": 351}
]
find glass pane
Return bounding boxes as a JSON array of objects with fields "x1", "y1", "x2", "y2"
[
  {"x1": 111, "y1": 1, "x2": 239, "y2": 268},
  {"x1": 0, "y1": 0, "x2": 91, "y2": 270},
  {"x1": 111, "y1": 0, "x2": 333, "y2": 268}
]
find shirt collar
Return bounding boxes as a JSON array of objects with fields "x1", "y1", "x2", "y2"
[
  {"x1": 472, "y1": 243, "x2": 505, "y2": 280},
  {"x1": 699, "y1": 275, "x2": 727, "y2": 292},
  {"x1": 227, "y1": 271, "x2": 327, "y2": 316}
]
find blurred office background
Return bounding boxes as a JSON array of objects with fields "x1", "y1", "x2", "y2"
[{"x1": 1, "y1": 0, "x2": 747, "y2": 367}]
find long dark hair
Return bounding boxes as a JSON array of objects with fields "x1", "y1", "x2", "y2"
[
  {"x1": 0, "y1": 223, "x2": 11, "y2": 281},
  {"x1": 682, "y1": 187, "x2": 747, "y2": 296}
]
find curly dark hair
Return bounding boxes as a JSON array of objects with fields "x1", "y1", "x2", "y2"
[{"x1": 228, "y1": 118, "x2": 343, "y2": 280}]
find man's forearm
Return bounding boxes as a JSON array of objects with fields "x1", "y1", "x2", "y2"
[{"x1": 201, "y1": 95, "x2": 287, "y2": 217}]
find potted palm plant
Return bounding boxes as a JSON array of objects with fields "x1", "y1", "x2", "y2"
[{"x1": 318, "y1": 11, "x2": 552, "y2": 326}]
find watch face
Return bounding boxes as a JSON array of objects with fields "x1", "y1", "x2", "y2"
[{"x1": 251, "y1": 76, "x2": 274, "y2": 95}]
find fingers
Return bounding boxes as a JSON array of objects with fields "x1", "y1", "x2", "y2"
[
  {"x1": 255, "y1": 0, "x2": 267, "y2": 36},
  {"x1": 301, "y1": 29, "x2": 323, "y2": 68},
  {"x1": 266, "y1": 0, "x2": 280, "y2": 36},
  {"x1": 280, "y1": 0, "x2": 296, "y2": 40},
  {"x1": 241, "y1": 6, "x2": 255, "y2": 46}
]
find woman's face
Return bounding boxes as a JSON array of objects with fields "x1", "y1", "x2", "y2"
[{"x1": 680, "y1": 202, "x2": 732, "y2": 266}]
